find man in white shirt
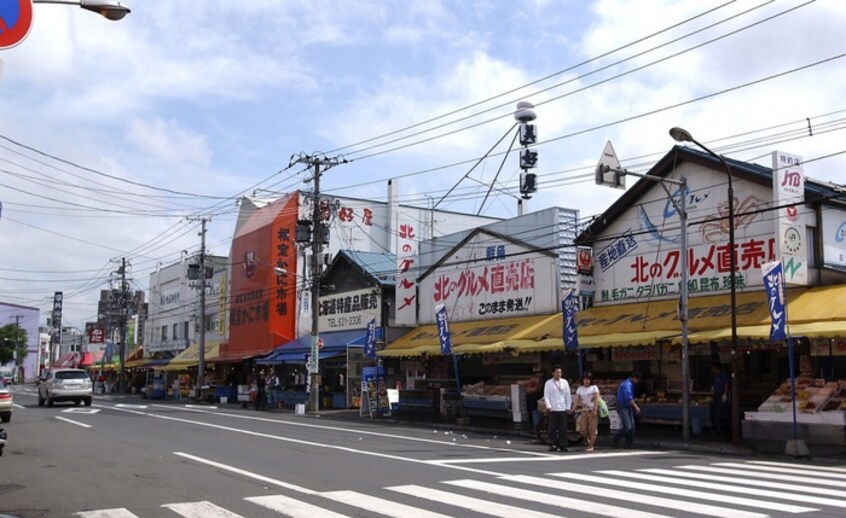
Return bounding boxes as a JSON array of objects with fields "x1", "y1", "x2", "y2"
[{"x1": 543, "y1": 365, "x2": 573, "y2": 451}]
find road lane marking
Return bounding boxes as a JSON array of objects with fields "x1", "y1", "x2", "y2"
[
  {"x1": 444, "y1": 479, "x2": 673, "y2": 518},
  {"x1": 162, "y1": 501, "x2": 243, "y2": 518},
  {"x1": 677, "y1": 465, "x2": 846, "y2": 488},
  {"x1": 388, "y1": 485, "x2": 556, "y2": 518},
  {"x1": 75, "y1": 509, "x2": 140, "y2": 517},
  {"x1": 62, "y1": 408, "x2": 100, "y2": 414},
  {"x1": 146, "y1": 402, "x2": 548, "y2": 457},
  {"x1": 641, "y1": 468, "x2": 846, "y2": 498},
  {"x1": 322, "y1": 490, "x2": 455, "y2": 518},
  {"x1": 430, "y1": 450, "x2": 666, "y2": 464},
  {"x1": 115, "y1": 404, "x2": 147, "y2": 409},
  {"x1": 593, "y1": 470, "x2": 823, "y2": 512},
  {"x1": 500, "y1": 474, "x2": 766, "y2": 518},
  {"x1": 247, "y1": 494, "x2": 351, "y2": 517},
  {"x1": 173, "y1": 452, "x2": 318, "y2": 495},
  {"x1": 56, "y1": 416, "x2": 92, "y2": 429},
  {"x1": 747, "y1": 460, "x2": 846, "y2": 473},
  {"x1": 185, "y1": 404, "x2": 216, "y2": 410},
  {"x1": 12, "y1": 403, "x2": 24, "y2": 409},
  {"x1": 713, "y1": 461, "x2": 846, "y2": 480}
]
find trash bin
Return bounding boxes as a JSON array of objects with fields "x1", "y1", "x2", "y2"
[
  {"x1": 295, "y1": 403, "x2": 305, "y2": 415},
  {"x1": 219, "y1": 396, "x2": 228, "y2": 405},
  {"x1": 691, "y1": 417, "x2": 703, "y2": 434}
]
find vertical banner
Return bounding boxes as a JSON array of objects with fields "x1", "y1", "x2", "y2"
[
  {"x1": 51, "y1": 291, "x2": 63, "y2": 345},
  {"x1": 395, "y1": 214, "x2": 418, "y2": 326},
  {"x1": 761, "y1": 260, "x2": 787, "y2": 341},
  {"x1": 436, "y1": 304, "x2": 452, "y2": 355},
  {"x1": 772, "y1": 151, "x2": 807, "y2": 285},
  {"x1": 562, "y1": 289, "x2": 579, "y2": 350},
  {"x1": 364, "y1": 318, "x2": 377, "y2": 359},
  {"x1": 217, "y1": 272, "x2": 227, "y2": 336}
]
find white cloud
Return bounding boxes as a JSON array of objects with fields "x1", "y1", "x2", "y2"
[{"x1": 125, "y1": 118, "x2": 212, "y2": 167}]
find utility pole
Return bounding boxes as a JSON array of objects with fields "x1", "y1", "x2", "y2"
[
  {"x1": 193, "y1": 217, "x2": 209, "y2": 400},
  {"x1": 291, "y1": 153, "x2": 346, "y2": 413},
  {"x1": 12, "y1": 315, "x2": 23, "y2": 383},
  {"x1": 118, "y1": 258, "x2": 129, "y2": 393}
]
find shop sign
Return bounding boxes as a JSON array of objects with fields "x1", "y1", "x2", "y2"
[
  {"x1": 318, "y1": 290, "x2": 380, "y2": 331},
  {"x1": 419, "y1": 234, "x2": 557, "y2": 323},
  {"x1": 395, "y1": 214, "x2": 418, "y2": 326},
  {"x1": 86, "y1": 324, "x2": 105, "y2": 345},
  {"x1": 147, "y1": 338, "x2": 189, "y2": 353},
  {"x1": 772, "y1": 150, "x2": 807, "y2": 285},
  {"x1": 821, "y1": 206, "x2": 846, "y2": 269},
  {"x1": 592, "y1": 167, "x2": 778, "y2": 304},
  {"x1": 576, "y1": 247, "x2": 593, "y2": 274},
  {"x1": 811, "y1": 339, "x2": 846, "y2": 357},
  {"x1": 482, "y1": 352, "x2": 540, "y2": 365},
  {"x1": 612, "y1": 345, "x2": 660, "y2": 361}
]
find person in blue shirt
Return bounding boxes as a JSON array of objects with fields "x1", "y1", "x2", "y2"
[
  {"x1": 710, "y1": 362, "x2": 730, "y2": 433},
  {"x1": 612, "y1": 371, "x2": 641, "y2": 448}
]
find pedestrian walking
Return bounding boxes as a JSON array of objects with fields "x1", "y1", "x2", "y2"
[
  {"x1": 612, "y1": 371, "x2": 641, "y2": 448},
  {"x1": 255, "y1": 371, "x2": 267, "y2": 410},
  {"x1": 575, "y1": 372, "x2": 600, "y2": 452},
  {"x1": 543, "y1": 365, "x2": 572, "y2": 452},
  {"x1": 267, "y1": 371, "x2": 279, "y2": 409},
  {"x1": 710, "y1": 362, "x2": 730, "y2": 434}
]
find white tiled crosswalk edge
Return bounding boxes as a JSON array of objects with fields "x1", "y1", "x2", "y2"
[
  {"x1": 162, "y1": 500, "x2": 244, "y2": 518},
  {"x1": 321, "y1": 489, "x2": 454, "y2": 518},
  {"x1": 246, "y1": 495, "x2": 351, "y2": 518},
  {"x1": 75, "y1": 509, "x2": 139, "y2": 518},
  {"x1": 388, "y1": 484, "x2": 558, "y2": 518}
]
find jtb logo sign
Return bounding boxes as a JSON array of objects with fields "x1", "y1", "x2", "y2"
[
  {"x1": 781, "y1": 171, "x2": 801, "y2": 187},
  {"x1": 0, "y1": 0, "x2": 33, "y2": 50}
]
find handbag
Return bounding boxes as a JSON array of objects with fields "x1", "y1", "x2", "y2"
[{"x1": 597, "y1": 396, "x2": 609, "y2": 419}]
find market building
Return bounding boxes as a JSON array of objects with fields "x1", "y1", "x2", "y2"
[
  {"x1": 379, "y1": 206, "x2": 580, "y2": 421},
  {"x1": 527, "y1": 145, "x2": 846, "y2": 445},
  {"x1": 217, "y1": 181, "x2": 501, "y2": 401}
]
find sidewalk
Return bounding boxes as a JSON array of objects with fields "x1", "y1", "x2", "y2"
[{"x1": 309, "y1": 406, "x2": 846, "y2": 463}]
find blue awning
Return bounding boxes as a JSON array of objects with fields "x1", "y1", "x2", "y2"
[{"x1": 256, "y1": 328, "x2": 383, "y2": 364}]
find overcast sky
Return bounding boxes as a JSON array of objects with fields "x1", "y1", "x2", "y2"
[{"x1": 1, "y1": 0, "x2": 845, "y2": 328}]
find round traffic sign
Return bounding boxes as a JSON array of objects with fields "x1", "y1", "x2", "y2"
[{"x1": 0, "y1": 0, "x2": 33, "y2": 50}]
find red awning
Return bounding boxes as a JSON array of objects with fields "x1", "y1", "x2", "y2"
[{"x1": 52, "y1": 353, "x2": 77, "y2": 369}]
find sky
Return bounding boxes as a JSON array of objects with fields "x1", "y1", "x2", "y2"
[{"x1": 1, "y1": 0, "x2": 845, "y2": 329}]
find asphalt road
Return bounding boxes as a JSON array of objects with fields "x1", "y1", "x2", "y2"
[{"x1": 2, "y1": 384, "x2": 845, "y2": 518}]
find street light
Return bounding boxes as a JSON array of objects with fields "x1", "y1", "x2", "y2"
[
  {"x1": 33, "y1": 0, "x2": 131, "y2": 21},
  {"x1": 670, "y1": 126, "x2": 741, "y2": 446}
]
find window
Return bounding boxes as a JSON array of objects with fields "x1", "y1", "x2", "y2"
[
  {"x1": 172, "y1": 323, "x2": 179, "y2": 339},
  {"x1": 56, "y1": 371, "x2": 88, "y2": 380},
  {"x1": 184, "y1": 321, "x2": 190, "y2": 341},
  {"x1": 161, "y1": 326, "x2": 167, "y2": 341}
]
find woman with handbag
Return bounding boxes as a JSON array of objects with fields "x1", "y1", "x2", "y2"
[{"x1": 575, "y1": 372, "x2": 600, "y2": 452}]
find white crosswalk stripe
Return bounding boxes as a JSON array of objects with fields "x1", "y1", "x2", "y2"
[
  {"x1": 75, "y1": 509, "x2": 140, "y2": 518},
  {"x1": 641, "y1": 467, "x2": 846, "y2": 498},
  {"x1": 443, "y1": 479, "x2": 674, "y2": 518},
  {"x1": 387, "y1": 484, "x2": 558, "y2": 518},
  {"x1": 677, "y1": 464, "x2": 846, "y2": 488},
  {"x1": 500, "y1": 474, "x2": 767, "y2": 518},
  {"x1": 162, "y1": 500, "x2": 245, "y2": 517},
  {"x1": 246, "y1": 494, "x2": 351, "y2": 517},
  {"x1": 712, "y1": 461, "x2": 846, "y2": 480},
  {"x1": 579, "y1": 471, "x2": 818, "y2": 513},
  {"x1": 73, "y1": 459, "x2": 846, "y2": 518},
  {"x1": 321, "y1": 489, "x2": 454, "y2": 518},
  {"x1": 598, "y1": 469, "x2": 840, "y2": 510},
  {"x1": 747, "y1": 460, "x2": 846, "y2": 473}
]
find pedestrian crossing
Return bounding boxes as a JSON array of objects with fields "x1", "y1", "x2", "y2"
[{"x1": 74, "y1": 459, "x2": 846, "y2": 517}]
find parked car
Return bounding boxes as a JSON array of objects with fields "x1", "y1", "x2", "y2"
[
  {"x1": 0, "y1": 367, "x2": 14, "y2": 385},
  {"x1": 38, "y1": 369, "x2": 93, "y2": 407},
  {"x1": 0, "y1": 380, "x2": 12, "y2": 422}
]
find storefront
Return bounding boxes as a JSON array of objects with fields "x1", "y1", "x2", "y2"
[{"x1": 257, "y1": 328, "x2": 382, "y2": 409}]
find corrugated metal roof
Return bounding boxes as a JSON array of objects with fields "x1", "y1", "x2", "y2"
[{"x1": 340, "y1": 250, "x2": 397, "y2": 286}]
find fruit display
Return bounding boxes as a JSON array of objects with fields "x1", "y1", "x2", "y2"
[{"x1": 757, "y1": 378, "x2": 845, "y2": 414}]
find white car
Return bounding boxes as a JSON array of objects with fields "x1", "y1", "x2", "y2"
[
  {"x1": 38, "y1": 369, "x2": 93, "y2": 407},
  {"x1": 0, "y1": 380, "x2": 12, "y2": 422}
]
